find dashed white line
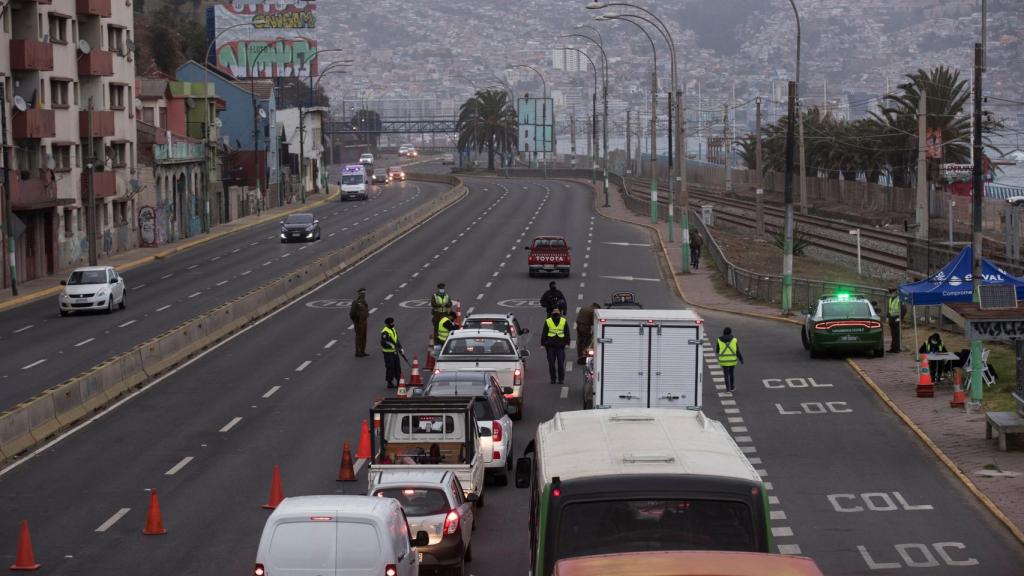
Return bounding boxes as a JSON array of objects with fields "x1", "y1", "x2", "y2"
[
  {"x1": 231, "y1": 248, "x2": 241, "y2": 254},
  {"x1": 735, "y1": 436, "x2": 753, "y2": 443},
  {"x1": 777, "y1": 544, "x2": 802, "y2": 555},
  {"x1": 476, "y1": 293, "x2": 484, "y2": 301},
  {"x1": 485, "y1": 282, "x2": 492, "y2": 288},
  {"x1": 161, "y1": 273, "x2": 174, "y2": 280},
  {"x1": 22, "y1": 359, "x2": 46, "y2": 370},
  {"x1": 219, "y1": 417, "x2": 243, "y2": 433},
  {"x1": 216, "y1": 280, "x2": 229, "y2": 287},
  {"x1": 13, "y1": 325, "x2": 34, "y2": 334},
  {"x1": 740, "y1": 446, "x2": 757, "y2": 454},
  {"x1": 329, "y1": 232, "x2": 337, "y2": 237},
  {"x1": 75, "y1": 338, "x2": 95, "y2": 347},
  {"x1": 156, "y1": 305, "x2": 172, "y2": 312},
  {"x1": 296, "y1": 360, "x2": 312, "y2": 372},
  {"x1": 324, "y1": 339, "x2": 337, "y2": 349},
  {"x1": 369, "y1": 307, "x2": 378, "y2": 314},
  {"x1": 560, "y1": 386, "x2": 569, "y2": 399},
  {"x1": 250, "y1": 242, "x2": 259, "y2": 246},
  {"x1": 282, "y1": 253, "x2": 292, "y2": 258},
  {"x1": 165, "y1": 456, "x2": 194, "y2": 476},
  {"x1": 118, "y1": 320, "x2": 136, "y2": 328},
  {"x1": 186, "y1": 265, "x2": 199, "y2": 270},
  {"x1": 399, "y1": 282, "x2": 408, "y2": 289},
  {"x1": 771, "y1": 527, "x2": 794, "y2": 538},
  {"x1": 241, "y1": 270, "x2": 252, "y2": 276},
  {"x1": 385, "y1": 294, "x2": 394, "y2": 301},
  {"x1": 211, "y1": 256, "x2": 221, "y2": 262},
  {"x1": 189, "y1": 292, "x2": 202, "y2": 298},
  {"x1": 412, "y1": 272, "x2": 419, "y2": 278},
  {"x1": 263, "y1": 386, "x2": 282, "y2": 399},
  {"x1": 263, "y1": 261, "x2": 273, "y2": 267},
  {"x1": 95, "y1": 508, "x2": 131, "y2": 533}
]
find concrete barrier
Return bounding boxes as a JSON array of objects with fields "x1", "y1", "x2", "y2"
[{"x1": 0, "y1": 177, "x2": 467, "y2": 466}]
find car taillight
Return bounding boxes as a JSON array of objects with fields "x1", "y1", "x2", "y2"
[
  {"x1": 815, "y1": 322, "x2": 830, "y2": 330},
  {"x1": 443, "y1": 509, "x2": 460, "y2": 535},
  {"x1": 254, "y1": 564, "x2": 266, "y2": 576},
  {"x1": 867, "y1": 321, "x2": 881, "y2": 329},
  {"x1": 492, "y1": 421, "x2": 503, "y2": 442},
  {"x1": 513, "y1": 368, "x2": 522, "y2": 383},
  {"x1": 385, "y1": 565, "x2": 398, "y2": 576}
]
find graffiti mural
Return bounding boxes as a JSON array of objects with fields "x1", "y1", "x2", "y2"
[
  {"x1": 209, "y1": 1, "x2": 317, "y2": 78},
  {"x1": 967, "y1": 320, "x2": 1024, "y2": 342},
  {"x1": 139, "y1": 205, "x2": 157, "y2": 247},
  {"x1": 215, "y1": 38, "x2": 317, "y2": 78}
]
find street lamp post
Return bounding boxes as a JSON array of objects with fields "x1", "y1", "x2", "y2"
[
  {"x1": 248, "y1": 43, "x2": 273, "y2": 211},
  {"x1": 559, "y1": 47, "x2": 598, "y2": 185},
  {"x1": 310, "y1": 61, "x2": 352, "y2": 199},
  {"x1": 561, "y1": 32, "x2": 608, "y2": 207},
  {"x1": 783, "y1": 0, "x2": 801, "y2": 313}
]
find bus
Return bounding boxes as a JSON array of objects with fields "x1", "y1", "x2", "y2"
[{"x1": 514, "y1": 409, "x2": 771, "y2": 576}]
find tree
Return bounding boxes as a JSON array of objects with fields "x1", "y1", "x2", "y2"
[
  {"x1": 456, "y1": 89, "x2": 518, "y2": 171},
  {"x1": 278, "y1": 78, "x2": 330, "y2": 109}
]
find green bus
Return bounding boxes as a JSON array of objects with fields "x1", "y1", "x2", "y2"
[{"x1": 514, "y1": 409, "x2": 772, "y2": 576}]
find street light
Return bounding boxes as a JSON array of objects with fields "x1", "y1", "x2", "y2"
[
  {"x1": 782, "y1": 0, "x2": 801, "y2": 314},
  {"x1": 559, "y1": 46, "x2": 598, "y2": 184},
  {"x1": 560, "y1": 32, "x2": 608, "y2": 207},
  {"x1": 299, "y1": 57, "x2": 353, "y2": 202}
]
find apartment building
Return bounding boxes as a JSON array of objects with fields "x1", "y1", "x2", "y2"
[{"x1": 1, "y1": 0, "x2": 137, "y2": 288}]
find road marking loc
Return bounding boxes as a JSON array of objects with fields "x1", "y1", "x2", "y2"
[
  {"x1": 324, "y1": 340, "x2": 337, "y2": 349},
  {"x1": 161, "y1": 273, "x2": 174, "y2": 279},
  {"x1": 777, "y1": 544, "x2": 802, "y2": 555},
  {"x1": 22, "y1": 359, "x2": 47, "y2": 370},
  {"x1": 560, "y1": 386, "x2": 569, "y2": 399},
  {"x1": 771, "y1": 527, "x2": 794, "y2": 538},
  {"x1": 189, "y1": 292, "x2": 202, "y2": 299},
  {"x1": 156, "y1": 305, "x2": 172, "y2": 312},
  {"x1": 241, "y1": 270, "x2": 252, "y2": 276},
  {"x1": 95, "y1": 508, "x2": 131, "y2": 533},
  {"x1": 165, "y1": 456, "x2": 194, "y2": 476},
  {"x1": 219, "y1": 417, "x2": 243, "y2": 433},
  {"x1": 186, "y1": 265, "x2": 199, "y2": 270}
]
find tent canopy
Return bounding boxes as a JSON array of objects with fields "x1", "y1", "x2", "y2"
[{"x1": 899, "y1": 246, "x2": 1024, "y2": 306}]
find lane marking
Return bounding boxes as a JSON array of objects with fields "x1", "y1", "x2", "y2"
[
  {"x1": 354, "y1": 458, "x2": 367, "y2": 475},
  {"x1": 241, "y1": 270, "x2": 252, "y2": 276},
  {"x1": 14, "y1": 325, "x2": 34, "y2": 334},
  {"x1": 282, "y1": 253, "x2": 292, "y2": 258},
  {"x1": 211, "y1": 256, "x2": 221, "y2": 262},
  {"x1": 156, "y1": 305, "x2": 172, "y2": 312},
  {"x1": 95, "y1": 508, "x2": 131, "y2": 533},
  {"x1": 769, "y1": 496, "x2": 780, "y2": 505},
  {"x1": 296, "y1": 360, "x2": 312, "y2": 372},
  {"x1": 467, "y1": 306, "x2": 475, "y2": 315},
  {"x1": 262, "y1": 261, "x2": 272, "y2": 267},
  {"x1": 399, "y1": 282, "x2": 408, "y2": 288},
  {"x1": 735, "y1": 436, "x2": 753, "y2": 443},
  {"x1": 385, "y1": 294, "x2": 393, "y2": 301},
  {"x1": 324, "y1": 340, "x2": 337, "y2": 349},
  {"x1": 75, "y1": 338, "x2": 95, "y2": 347},
  {"x1": 740, "y1": 446, "x2": 757, "y2": 454},
  {"x1": 731, "y1": 426, "x2": 748, "y2": 433},
  {"x1": 22, "y1": 359, "x2": 46, "y2": 370},
  {"x1": 250, "y1": 242, "x2": 259, "y2": 246},
  {"x1": 189, "y1": 292, "x2": 202, "y2": 299},
  {"x1": 165, "y1": 456, "x2": 194, "y2": 476},
  {"x1": 219, "y1": 417, "x2": 243, "y2": 433},
  {"x1": 263, "y1": 386, "x2": 281, "y2": 398},
  {"x1": 476, "y1": 293, "x2": 484, "y2": 300},
  {"x1": 135, "y1": 284, "x2": 146, "y2": 289},
  {"x1": 161, "y1": 273, "x2": 174, "y2": 280},
  {"x1": 231, "y1": 248, "x2": 241, "y2": 254},
  {"x1": 118, "y1": 320, "x2": 136, "y2": 328},
  {"x1": 369, "y1": 307, "x2": 378, "y2": 314},
  {"x1": 485, "y1": 282, "x2": 492, "y2": 288},
  {"x1": 329, "y1": 232, "x2": 337, "y2": 237},
  {"x1": 216, "y1": 280, "x2": 228, "y2": 287},
  {"x1": 771, "y1": 527, "x2": 794, "y2": 538},
  {"x1": 560, "y1": 386, "x2": 569, "y2": 399},
  {"x1": 727, "y1": 416, "x2": 744, "y2": 423},
  {"x1": 186, "y1": 265, "x2": 199, "y2": 271},
  {"x1": 777, "y1": 544, "x2": 802, "y2": 555}
]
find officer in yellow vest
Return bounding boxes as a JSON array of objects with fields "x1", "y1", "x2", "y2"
[
  {"x1": 380, "y1": 317, "x2": 404, "y2": 388},
  {"x1": 431, "y1": 283, "x2": 452, "y2": 340},
  {"x1": 887, "y1": 287, "x2": 904, "y2": 353},
  {"x1": 716, "y1": 327, "x2": 744, "y2": 392},
  {"x1": 436, "y1": 310, "x2": 459, "y2": 345},
  {"x1": 541, "y1": 308, "x2": 571, "y2": 385}
]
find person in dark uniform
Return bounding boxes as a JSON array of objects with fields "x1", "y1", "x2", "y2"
[
  {"x1": 436, "y1": 310, "x2": 460, "y2": 346},
  {"x1": 350, "y1": 288, "x2": 369, "y2": 357},
  {"x1": 575, "y1": 302, "x2": 600, "y2": 365},
  {"x1": 540, "y1": 281, "x2": 567, "y2": 315},
  {"x1": 887, "y1": 287, "x2": 904, "y2": 353},
  {"x1": 430, "y1": 283, "x2": 452, "y2": 340},
  {"x1": 541, "y1": 309, "x2": 571, "y2": 385},
  {"x1": 380, "y1": 317, "x2": 404, "y2": 388}
]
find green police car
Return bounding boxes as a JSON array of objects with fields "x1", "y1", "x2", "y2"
[{"x1": 801, "y1": 293, "x2": 885, "y2": 358}]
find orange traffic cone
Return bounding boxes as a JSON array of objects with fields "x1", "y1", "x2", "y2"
[
  {"x1": 454, "y1": 300, "x2": 463, "y2": 325},
  {"x1": 950, "y1": 369, "x2": 966, "y2": 408},
  {"x1": 426, "y1": 334, "x2": 436, "y2": 370},
  {"x1": 397, "y1": 375, "x2": 408, "y2": 398},
  {"x1": 356, "y1": 419, "x2": 372, "y2": 459},
  {"x1": 9, "y1": 520, "x2": 40, "y2": 571},
  {"x1": 410, "y1": 357, "x2": 422, "y2": 386},
  {"x1": 916, "y1": 354, "x2": 934, "y2": 398},
  {"x1": 142, "y1": 490, "x2": 167, "y2": 535},
  {"x1": 337, "y1": 441, "x2": 356, "y2": 482},
  {"x1": 262, "y1": 465, "x2": 285, "y2": 510}
]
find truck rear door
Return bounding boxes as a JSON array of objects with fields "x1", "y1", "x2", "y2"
[
  {"x1": 598, "y1": 323, "x2": 648, "y2": 407},
  {"x1": 649, "y1": 323, "x2": 702, "y2": 409}
]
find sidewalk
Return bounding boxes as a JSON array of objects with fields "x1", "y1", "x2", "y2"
[
  {"x1": 0, "y1": 190, "x2": 336, "y2": 313},
  {"x1": 592, "y1": 181, "x2": 1024, "y2": 543}
]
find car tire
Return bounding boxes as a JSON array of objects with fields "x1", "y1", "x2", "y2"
[
  {"x1": 874, "y1": 346, "x2": 885, "y2": 358},
  {"x1": 464, "y1": 543, "x2": 473, "y2": 562},
  {"x1": 106, "y1": 298, "x2": 114, "y2": 314},
  {"x1": 119, "y1": 291, "x2": 127, "y2": 310},
  {"x1": 475, "y1": 490, "x2": 485, "y2": 508},
  {"x1": 59, "y1": 309, "x2": 68, "y2": 317},
  {"x1": 801, "y1": 327, "x2": 811, "y2": 350}
]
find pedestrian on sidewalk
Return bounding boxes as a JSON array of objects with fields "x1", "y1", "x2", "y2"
[
  {"x1": 541, "y1": 308, "x2": 571, "y2": 385},
  {"x1": 575, "y1": 302, "x2": 600, "y2": 365},
  {"x1": 716, "y1": 327, "x2": 744, "y2": 392},
  {"x1": 887, "y1": 287, "x2": 904, "y2": 353},
  {"x1": 689, "y1": 229, "x2": 703, "y2": 270},
  {"x1": 380, "y1": 317, "x2": 404, "y2": 388},
  {"x1": 350, "y1": 288, "x2": 369, "y2": 357}
]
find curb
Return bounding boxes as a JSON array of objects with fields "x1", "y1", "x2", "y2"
[{"x1": 590, "y1": 179, "x2": 1024, "y2": 548}]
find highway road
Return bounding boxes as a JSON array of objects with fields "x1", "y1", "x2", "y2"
[
  {"x1": 0, "y1": 157, "x2": 443, "y2": 412},
  {"x1": 1, "y1": 169, "x2": 1023, "y2": 575}
]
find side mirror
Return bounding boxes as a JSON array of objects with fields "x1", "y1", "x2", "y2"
[
  {"x1": 410, "y1": 530, "x2": 429, "y2": 547},
  {"x1": 60, "y1": 280, "x2": 67, "y2": 286},
  {"x1": 279, "y1": 221, "x2": 284, "y2": 225},
  {"x1": 110, "y1": 277, "x2": 118, "y2": 284},
  {"x1": 478, "y1": 426, "x2": 491, "y2": 437},
  {"x1": 520, "y1": 349, "x2": 530, "y2": 358},
  {"x1": 515, "y1": 457, "x2": 532, "y2": 488},
  {"x1": 465, "y1": 492, "x2": 479, "y2": 503}
]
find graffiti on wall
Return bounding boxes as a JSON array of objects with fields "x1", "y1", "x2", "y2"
[
  {"x1": 215, "y1": 38, "x2": 317, "y2": 78},
  {"x1": 139, "y1": 206, "x2": 157, "y2": 247},
  {"x1": 210, "y1": 1, "x2": 317, "y2": 78},
  {"x1": 967, "y1": 320, "x2": 1024, "y2": 342}
]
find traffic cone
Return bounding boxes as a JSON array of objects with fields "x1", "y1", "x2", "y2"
[
  {"x1": 454, "y1": 300, "x2": 463, "y2": 325},
  {"x1": 410, "y1": 357, "x2": 422, "y2": 386},
  {"x1": 356, "y1": 419, "x2": 372, "y2": 459},
  {"x1": 337, "y1": 441, "x2": 356, "y2": 482},
  {"x1": 426, "y1": 334, "x2": 436, "y2": 370},
  {"x1": 262, "y1": 465, "x2": 285, "y2": 510},
  {"x1": 9, "y1": 520, "x2": 40, "y2": 570},
  {"x1": 397, "y1": 375, "x2": 408, "y2": 398},
  {"x1": 916, "y1": 354, "x2": 934, "y2": 398},
  {"x1": 950, "y1": 369, "x2": 966, "y2": 408},
  {"x1": 142, "y1": 490, "x2": 167, "y2": 535}
]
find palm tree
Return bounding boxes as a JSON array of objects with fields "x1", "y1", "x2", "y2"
[{"x1": 456, "y1": 89, "x2": 517, "y2": 171}]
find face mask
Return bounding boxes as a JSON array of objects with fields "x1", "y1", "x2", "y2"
[
  {"x1": 439, "y1": 289, "x2": 445, "y2": 294},
  {"x1": 552, "y1": 314, "x2": 561, "y2": 320}
]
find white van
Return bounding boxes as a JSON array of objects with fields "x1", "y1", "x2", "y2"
[
  {"x1": 340, "y1": 164, "x2": 370, "y2": 201},
  {"x1": 254, "y1": 495, "x2": 428, "y2": 576}
]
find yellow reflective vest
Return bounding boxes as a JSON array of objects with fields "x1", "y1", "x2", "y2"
[
  {"x1": 381, "y1": 326, "x2": 398, "y2": 353},
  {"x1": 717, "y1": 337, "x2": 739, "y2": 367}
]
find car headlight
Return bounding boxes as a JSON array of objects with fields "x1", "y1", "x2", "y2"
[
  {"x1": 306, "y1": 225, "x2": 315, "y2": 231},
  {"x1": 95, "y1": 287, "x2": 108, "y2": 297}
]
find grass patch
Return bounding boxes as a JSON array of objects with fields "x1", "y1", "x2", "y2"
[{"x1": 914, "y1": 328, "x2": 1018, "y2": 412}]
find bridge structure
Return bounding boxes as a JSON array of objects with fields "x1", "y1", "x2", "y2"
[{"x1": 324, "y1": 116, "x2": 458, "y2": 135}]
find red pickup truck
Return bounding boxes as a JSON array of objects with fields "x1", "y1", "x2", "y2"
[{"x1": 525, "y1": 236, "x2": 572, "y2": 277}]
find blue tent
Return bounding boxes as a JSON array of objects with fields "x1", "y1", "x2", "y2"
[{"x1": 899, "y1": 246, "x2": 1024, "y2": 306}]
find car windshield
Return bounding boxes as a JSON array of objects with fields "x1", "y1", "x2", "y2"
[
  {"x1": 342, "y1": 174, "x2": 364, "y2": 184},
  {"x1": 533, "y1": 238, "x2": 567, "y2": 249},
  {"x1": 390, "y1": 167, "x2": 402, "y2": 172},
  {"x1": 67, "y1": 270, "x2": 107, "y2": 285},
  {"x1": 557, "y1": 499, "x2": 756, "y2": 558},
  {"x1": 375, "y1": 488, "x2": 448, "y2": 516},
  {"x1": 374, "y1": 170, "x2": 387, "y2": 176},
  {"x1": 464, "y1": 319, "x2": 511, "y2": 335},
  {"x1": 284, "y1": 214, "x2": 314, "y2": 224},
  {"x1": 442, "y1": 337, "x2": 515, "y2": 356},
  {"x1": 821, "y1": 301, "x2": 873, "y2": 319}
]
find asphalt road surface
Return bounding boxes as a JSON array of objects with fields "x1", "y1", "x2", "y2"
[{"x1": 1, "y1": 170, "x2": 1022, "y2": 575}]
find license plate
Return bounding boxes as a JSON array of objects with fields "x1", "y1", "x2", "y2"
[
  {"x1": 841, "y1": 335, "x2": 859, "y2": 342},
  {"x1": 292, "y1": 233, "x2": 300, "y2": 237}
]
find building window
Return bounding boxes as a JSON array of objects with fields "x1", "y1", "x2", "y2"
[
  {"x1": 109, "y1": 85, "x2": 125, "y2": 110},
  {"x1": 77, "y1": 208, "x2": 83, "y2": 231},
  {"x1": 63, "y1": 209, "x2": 73, "y2": 238},
  {"x1": 129, "y1": 142, "x2": 135, "y2": 170},
  {"x1": 73, "y1": 82, "x2": 79, "y2": 106},
  {"x1": 51, "y1": 80, "x2": 70, "y2": 108},
  {"x1": 159, "y1": 107, "x2": 168, "y2": 128},
  {"x1": 142, "y1": 106, "x2": 155, "y2": 124},
  {"x1": 102, "y1": 202, "x2": 109, "y2": 228},
  {"x1": 74, "y1": 144, "x2": 80, "y2": 168},
  {"x1": 114, "y1": 201, "x2": 128, "y2": 225},
  {"x1": 48, "y1": 15, "x2": 68, "y2": 44},
  {"x1": 107, "y1": 25, "x2": 124, "y2": 55},
  {"x1": 38, "y1": 79, "x2": 46, "y2": 106},
  {"x1": 108, "y1": 143, "x2": 127, "y2": 168},
  {"x1": 52, "y1": 145, "x2": 72, "y2": 171}
]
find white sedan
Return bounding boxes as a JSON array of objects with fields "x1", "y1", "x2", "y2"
[{"x1": 58, "y1": 266, "x2": 127, "y2": 315}]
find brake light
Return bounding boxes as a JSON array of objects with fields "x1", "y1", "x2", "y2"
[
  {"x1": 443, "y1": 509, "x2": 460, "y2": 535},
  {"x1": 434, "y1": 369, "x2": 441, "y2": 375},
  {"x1": 492, "y1": 421, "x2": 503, "y2": 442},
  {"x1": 587, "y1": 348, "x2": 595, "y2": 357},
  {"x1": 385, "y1": 565, "x2": 398, "y2": 576},
  {"x1": 867, "y1": 321, "x2": 881, "y2": 329},
  {"x1": 815, "y1": 322, "x2": 829, "y2": 330},
  {"x1": 254, "y1": 564, "x2": 266, "y2": 576}
]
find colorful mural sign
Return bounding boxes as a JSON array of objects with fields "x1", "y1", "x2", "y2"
[{"x1": 208, "y1": 0, "x2": 317, "y2": 79}]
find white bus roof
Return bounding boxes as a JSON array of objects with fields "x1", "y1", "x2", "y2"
[
  {"x1": 594, "y1": 309, "x2": 703, "y2": 323},
  {"x1": 536, "y1": 409, "x2": 760, "y2": 485}
]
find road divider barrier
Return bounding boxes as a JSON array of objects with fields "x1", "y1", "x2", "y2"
[{"x1": 0, "y1": 175, "x2": 466, "y2": 466}]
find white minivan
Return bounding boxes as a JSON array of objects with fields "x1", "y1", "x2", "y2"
[
  {"x1": 255, "y1": 495, "x2": 428, "y2": 576},
  {"x1": 340, "y1": 164, "x2": 370, "y2": 201}
]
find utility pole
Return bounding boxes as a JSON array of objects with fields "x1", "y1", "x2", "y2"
[
  {"x1": 602, "y1": 74, "x2": 609, "y2": 208},
  {"x1": 299, "y1": 107, "x2": 306, "y2": 204},
  {"x1": 570, "y1": 107, "x2": 577, "y2": 168},
  {"x1": 1, "y1": 86, "x2": 16, "y2": 295},
  {"x1": 649, "y1": 71, "x2": 658, "y2": 223},
  {"x1": 968, "y1": 42, "x2": 985, "y2": 412},
  {"x1": 87, "y1": 98, "x2": 98, "y2": 266},
  {"x1": 782, "y1": 81, "x2": 797, "y2": 315},
  {"x1": 724, "y1": 102, "x2": 732, "y2": 193},
  {"x1": 678, "y1": 88, "x2": 689, "y2": 273},
  {"x1": 755, "y1": 97, "x2": 765, "y2": 237},
  {"x1": 667, "y1": 92, "x2": 675, "y2": 241},
  {"x1": 915, "y1": 89, "x2": 928, "y2": 240},
  {"x1": 625, "y1": 110, "x2": 631, "y2": 175}
]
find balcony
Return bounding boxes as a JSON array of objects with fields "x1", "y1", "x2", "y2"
[
  {"x1": 76, "y1": 0, "x2": 111, "y2": 17},
  {"x1": 154, "y1": 140, "x2": 205, "y2": 164},
  {"x1": 77, "y1": 50, "x2": 113, "y2": 77},
  {"x1": 80, "y1": 170, "x2": 117, "y2": 200},
  {"x1": 79, "y1": 110, "x2": 115, "y2": 137},
  {"x1": 10, "y1": 40, "x2": 54, "y2": 71},
  {"x1": 12, "y1": 109, "x2": 56, "y2": 139},
  {"x1": 9, "y1": 175, "x2": 71, "y2": 210}
]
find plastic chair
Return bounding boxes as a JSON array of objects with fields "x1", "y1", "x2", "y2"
[{"x1": 964, "y1": 348, "x2": 996, "y2": 391}]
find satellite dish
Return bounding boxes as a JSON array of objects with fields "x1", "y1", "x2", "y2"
[
  {"x1": 214, "y1": 118, "x2": 223, "y2": 128},
  {"x1": 46, "y1": 155, "x2": 56, "y2": 171},
  {"x1": 78, "y1": 39, "x2": 91, "y2": 54},
  {"x1": 42, "y1": 33, "x2": 49, "y2": 43},
  {"x1": 134, "y1": 97, "x2": 143, "y2": 110},
  {"x1": 258, "y1": 108, "x2": 267, "y2": 119},
  {"x1": 126, "y1": 39, "x2": 135, "y2": 52},
  {"x1": 129, "y1": 179, "x2": 141, "y2": 193},
  {"x1": 13, "y1": 96, "x2": 27, "y2": 112}
]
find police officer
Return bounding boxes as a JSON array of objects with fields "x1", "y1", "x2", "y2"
[
  {"x1": 349, "y1": 288, "x2": 369, "y2": 357},
  {"x1": 887, "y1": 287, "x2": 904, "y2": 353},
  {"x1": 575, "y1": 302, "x2": 601, "y2": 365},
  {"x1": 431, "y1": 283, "x2": 452, "y2": 339},
  {"x1": 540, "y1": 281, "x2": 567, "y2": 316},
  {"x1": 541, "y1": 308, "x2": 571, "y2": 385},
  {"x1": 380, "y1": 317, "x2": 404, "y2": 388},
  {"x1": 436, "y1": 310, "x2": 460, "y2": 346},
  {"x1": 716, "y1": 327, "x2": 744, "y2": 392}
]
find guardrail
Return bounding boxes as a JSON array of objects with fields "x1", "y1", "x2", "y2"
[{"x1": 0, "y1": 174, "x2": 467, "y2": 465}]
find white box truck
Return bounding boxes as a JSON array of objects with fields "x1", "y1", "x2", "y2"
[{"x1": 583, "y1": 309, "x2": 704, "y2": 410}]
